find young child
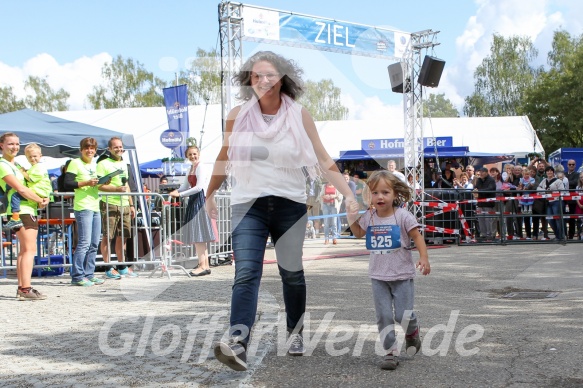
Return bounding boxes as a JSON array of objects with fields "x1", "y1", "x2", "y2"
[
  {"x1": 305, "y1": 220, "x2": 316, "y2": 239},
  {"x1": 349, "y1": 170, "x2": 430, "y2": 371},
  {"x1": 4, "y1": 143, "x2": 53, "y2": 230},
  {"x1": 517, "y1": 169, "x2": 536, "y2": 214}
]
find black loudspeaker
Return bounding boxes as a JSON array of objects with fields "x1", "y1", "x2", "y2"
[
  {"x1": 388, "y1": 62, "x2": 410, "y2": 93},
  {"x1": 418, "y1": 55, "x2": 445, "y2": 87}
]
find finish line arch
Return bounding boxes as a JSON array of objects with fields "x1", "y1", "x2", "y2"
[{"x1": 218, "y1": 1, "x2": 441, "y2": 219}]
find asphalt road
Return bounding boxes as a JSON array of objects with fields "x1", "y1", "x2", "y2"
[{"x1": 1, "y1": 239, "x2": 582, "y2": 387}]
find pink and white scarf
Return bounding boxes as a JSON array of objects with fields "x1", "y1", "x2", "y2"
[{"x1": 227, "y1": 94, "x2": 321, "y2": 183}]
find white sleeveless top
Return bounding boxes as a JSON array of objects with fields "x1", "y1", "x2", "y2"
[{"x1": 230, "y1": 132, "x2": 308, "y2": 205}]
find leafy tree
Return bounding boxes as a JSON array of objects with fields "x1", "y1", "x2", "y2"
[
  {"x1": 423, "y1": 93, "x2": 459, "y2": 117},
  {"x1": 88, "y1": 55, "x2": 166, "y2": 109},
  {"x1": 300, "y1": 79, "x2": 348, "y2": 121},
  {"x1": 1, "y1": 76, "x2": 68, "y2": 113},
  {"x1": 177, "y1": 48, "x2": 221, "y2": 105},
  {"x1": 523, "y1": 30, "x2": 583, "y2": 150},
  {"x1": 24, "y1": 76, "x2": 69, "y2": 112},
  {"x1": 0, "y1": 85, "x2": 25, "y2": 113},
  {"x1": 463, "y1": 34, "x2": 541, "y2": 117}
]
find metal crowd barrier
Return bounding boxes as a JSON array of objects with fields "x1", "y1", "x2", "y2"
[
  {"x1": 141, "y1": 191, "x2": 233, "y2": 275},
  {"x1": 1, "y1": 191, "x2": 235, "y2": 279},
  {"x1": 1, "y1": 192, "x2": 77, "y2": 278},
  {"x1": 416, "y1": 188, "x2": 583, "y2": 245}
]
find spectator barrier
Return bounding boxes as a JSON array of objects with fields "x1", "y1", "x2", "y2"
[
  {"x1": 1, "y1": 191, "x2": 235, "y2": 279},
  {"x1": 304, "y1": 189, "x2": 583, "y2": 245},
  {"x1": 415, "y1": 189, "x2": 583, "y2": 245}
]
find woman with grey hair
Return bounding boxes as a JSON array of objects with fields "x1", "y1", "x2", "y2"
[{"x1": 205, "y1": 51, "x2": 358, "y2": 371}]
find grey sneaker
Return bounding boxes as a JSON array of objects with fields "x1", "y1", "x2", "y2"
[
  {"x1": 287, "y1": 333, "x2": 305, "y2": 356},
  {"x1": 380, "y1": 352, "x2": 399, "y2": 370},
  {"x1": 17, "y1": 288, "x2": 47, "y2": 301},
  {"x1": 214, "y1": 337, "x2": 247, "y2": 371},
  {"x1": 405, "y1": 327, "x2": 421, "y2": 356}
]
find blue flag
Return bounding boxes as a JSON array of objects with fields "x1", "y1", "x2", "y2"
[{"x1": 162, "y1": 84, "x2": 189, "y2": 158}]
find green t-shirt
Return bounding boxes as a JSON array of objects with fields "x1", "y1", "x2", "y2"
[
  {"x1": 96, "y1": 157, "x2": 130, "y2": 207},
  {"x1": 27, "y1": 163, "x2": 53, "y2": 199},
  {"x1": 0, "y1": 158, "x2": 37, "y2": 216},
  {"x1": 67, "y1": 158, "x2": 100, "y2": 212}
]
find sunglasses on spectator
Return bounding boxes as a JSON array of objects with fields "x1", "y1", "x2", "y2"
[{"x1": 568, "y1": 163, "x2": 575, "y2": 166}]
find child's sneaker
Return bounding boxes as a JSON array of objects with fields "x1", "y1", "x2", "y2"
[
  {"x1": 71, "y1": 278, "x2": 94, "y2": 287},
  {"x1": 88, "y1": 277, "x2": 105, "y2": 285},
  {"x1": 3, "y1": 219, "x2": 23, "y2": 231},
  {"x1": 118, "y1": 267, "x2": 138, "y2": 278},
  {"x1": 105, "y1": 268, "x2": 122, "y2": 279},
  {"x1": 405, "y1": 327, "x2": 422, "y2": 356},
  {"x1": 287, "y1": 333, "x2": 305, "y2": 356},
  {"x1": 380, "y1": 351, "x2": 399, "y2": 370}
]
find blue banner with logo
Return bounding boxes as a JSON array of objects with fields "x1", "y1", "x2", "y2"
[
  {"x1": 241, "y1": 7, "x2": 409, "y2": 59},
  {"x1": 162, "y1": 85, "x2": 189, "y2": 158},
  {"x1": 362, "y1": 137, "x2": 453, "y2": 151}
]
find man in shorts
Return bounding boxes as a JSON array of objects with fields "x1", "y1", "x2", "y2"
[{"x1": 97, "y1": 137, "x2": 137, "y2": 279}]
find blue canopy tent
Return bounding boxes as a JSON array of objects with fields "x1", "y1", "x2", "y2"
[
  {"x1": 0, "y1": 109, "x2": 136, "y2": 157},
  {"x1": 0, "y1": 108, "x2": 145, "y2": 207},
  {"x1": 140, "y1": 159, "x2": 164, "y2": 178},
  {"x1": 139, "y1": 158, "x2": 192, "y2": 178},
  {"x1": 336, "y1": 146, "x2": 514, "y2": 166},
  {"x1": 338, "y1": 146, "x2": 471, "y2": 161},
  {"x1": 0, "y1": 109, "x2": 153, "y2": 248}
]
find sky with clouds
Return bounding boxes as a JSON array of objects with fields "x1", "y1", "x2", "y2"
[{"x1": 1, "y1": 0, "x2": 582, "y2": 119}]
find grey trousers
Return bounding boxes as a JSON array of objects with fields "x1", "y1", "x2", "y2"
[
  {"x1": 371, "y1": 278, "x2": 418, "y2": 352},
  {"x1": 477, "y1": 206, "x2": 496, "y2": 238}
]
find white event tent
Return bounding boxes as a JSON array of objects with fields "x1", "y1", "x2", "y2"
[
  {"x1": 49, "y1": 105, "x2": 224, "y2": 166},
  {"x1": 49, "y1": 106, "x2": 544, "y2": 171},
  {"x1": 317, "y1": 116, "x2": 544, "y2": 160}
]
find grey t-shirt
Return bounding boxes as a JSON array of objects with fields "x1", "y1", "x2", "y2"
[{"x1": 358, "y1": 206, "x2": 419, "y2": 281}]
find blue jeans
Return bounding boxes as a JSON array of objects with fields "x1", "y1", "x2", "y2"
[
  {"x1": 71, "y1": 210, "x2": 101, "y2": 282},
  {"x1": 322, "y1": 202, "x2": 338, "y2": 239},
  {"x1": 547, "y1": 201, "x2": 564, "y2": 239},
  {"x1": 230, "y1": 196, "x2": 307, "y2": 346}
]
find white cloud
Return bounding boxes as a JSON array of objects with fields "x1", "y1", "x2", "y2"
[
  {"x1": 443, "y1": 0, "x2": 582, "y2": 111},
  {"x1": 343, "y1": 94, "x2": 403, "y2": 121},
  {"x1": 3, "y1": 0, "x2": 581, "y2": 119},
  {"x1": 0, "y1": 53, "x2": 111, "y2": 111}
]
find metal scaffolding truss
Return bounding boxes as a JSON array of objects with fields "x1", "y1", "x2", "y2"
[
  {"x1": 218, "y1": 1, "x2": 243, "y2": 129},
  {"x1": 219, "y1": 2, "x2": 440, "y2": 227},
  {"x1": 403, "y1": 30, "x2": 440, "y2": 220}
]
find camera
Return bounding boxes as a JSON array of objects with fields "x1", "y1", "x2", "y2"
[{"x1": 159, "y1": 183, "x2": 180, "y2": 194}]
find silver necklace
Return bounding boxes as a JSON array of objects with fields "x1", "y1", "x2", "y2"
[{"x1": 262, "y1": 114, "x2": 276, "y2": 124}]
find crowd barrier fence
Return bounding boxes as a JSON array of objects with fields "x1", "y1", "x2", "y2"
[
  {"x1": 3, "y1": 188, "x2": 580, "y2": 279},
  {"x1": 416, "y1": 188, "x2": 583, "y2": 245},
  {"x1": 0, "y1": 191, "x2": 234, "y2": 279},
  {"x1": 305, "y1": 188, "x2": 583, "y2": 246}
]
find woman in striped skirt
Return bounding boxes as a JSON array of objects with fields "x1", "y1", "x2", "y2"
[{"x1": 169, "y1": 145, "x2": 216, "y2": 276}]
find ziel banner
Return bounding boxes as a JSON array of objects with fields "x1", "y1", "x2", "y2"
[
  {"x1": 162, "y1": 85, "x2": 189, "y2": 158},
  {"x1": 242, "y1": 6, "x2": 409, "y2": 59}
]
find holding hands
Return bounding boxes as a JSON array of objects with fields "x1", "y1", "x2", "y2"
[
  {"x1": 345, "y1": 196, "x2": 360, "y2": 224},
  {"x1": 416, "y1": 257, "x2": 431, "y2": 275},
  {"x1": 206, "y1": 195, "x2": 218, "y2": 219}
]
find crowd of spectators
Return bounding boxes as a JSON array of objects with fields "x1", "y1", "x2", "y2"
[{"x1": 336, "y1": 157, "x2": 583, "y2": 242}]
